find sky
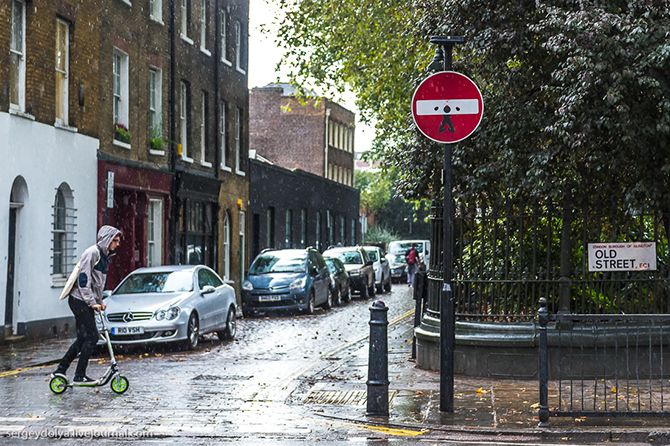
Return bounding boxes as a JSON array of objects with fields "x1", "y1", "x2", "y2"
[{"x1": 247, "y1": 0, "x2": 376, "y2": 152}]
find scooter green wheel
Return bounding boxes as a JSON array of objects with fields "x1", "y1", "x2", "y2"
[
  {"x1": 49, "y1": 376, "x2": 68, "y2": 394},
  {"x1": 110, "y1": 375, "x2": 129, "y2": 394}
]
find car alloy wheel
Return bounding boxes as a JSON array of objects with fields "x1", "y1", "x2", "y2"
[
  {"x1": 223, "y1": 307, "x2": 237, "y2": 339},
  {"x1": 324, "y1": 288, "x2": 333, "y2": 310},
  {"x1": 307, "y1": 290, "x2": 315, "y2": 314},
  {"x1": 185, "y1": 313, "x2": 199, "y2": 350}
]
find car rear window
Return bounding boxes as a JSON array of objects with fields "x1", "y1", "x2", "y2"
[
  {"x1": 328, "y1": 251, "x2": 362, "y2": 265},
  {"x1": 115, "y1": 271, "x2": 193, "y2": 294},
  {"x1": 248, "y1": 253, "x2": 307, "y2": 274}
]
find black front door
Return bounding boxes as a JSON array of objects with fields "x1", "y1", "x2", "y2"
[{"x1": 5, "y1": 208, "x2": 16, "y2": 328}]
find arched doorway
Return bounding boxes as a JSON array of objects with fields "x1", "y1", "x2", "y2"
[{"x1": 6, "y1": 176, "x2": 28, "y2": 336}]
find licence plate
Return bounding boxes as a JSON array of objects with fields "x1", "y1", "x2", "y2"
[
  {"x1": 258, "y1": 295, "x2": 281, "y2": 302},
  {"x1": 111, "y1": 326, "x2": 144, "y2": 335}
]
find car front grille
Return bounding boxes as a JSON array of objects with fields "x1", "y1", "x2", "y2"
[{"x1": 107, "y1": 312, "x2": 154, "y2": 322}]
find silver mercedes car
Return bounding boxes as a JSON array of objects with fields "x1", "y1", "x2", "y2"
[{"x1": 98, "y1": 265, "x2": 237, "y2": 350}]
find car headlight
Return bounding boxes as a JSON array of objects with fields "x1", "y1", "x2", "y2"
[
  {"x1": 166, "y1": 307, "x2": 180, "y2": 320},
  {"x1": 155, "y1": 310, "x2": 166, "y2": 321},
  {"x1": 290, "y1": 276, "x2": 307, "y2": 290},
  {"x1": 242, "y1": 280, "x2": 253, "y2": 291}
]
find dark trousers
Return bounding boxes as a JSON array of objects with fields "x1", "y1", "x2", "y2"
[{"x1": 57, "y1": 296, "x2": 99, "y2": 377}]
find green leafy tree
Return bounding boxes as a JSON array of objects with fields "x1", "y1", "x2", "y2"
[
  {"x1": 276, "y1": 0, "x2": 670, "y2": 232},
  {"x1": 355, "y1": 170, "x2": 392, "y2": 219}
]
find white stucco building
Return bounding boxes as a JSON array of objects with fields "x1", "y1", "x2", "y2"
[{"x1": 1, "y1": 112, "x2": 98, "y2": 340}]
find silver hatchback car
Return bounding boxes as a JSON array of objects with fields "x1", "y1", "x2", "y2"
[{"x1": 99, "y1": 265, "x2": 237, "y2": 350}]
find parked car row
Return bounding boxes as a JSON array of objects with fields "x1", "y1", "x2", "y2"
[{"x1": 95, "y1": 241, "x2": 422, "y2": 350}]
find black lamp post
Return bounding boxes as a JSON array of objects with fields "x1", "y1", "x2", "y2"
[{"x1": 429, "y1": 35, "x2": 464, "y2": 413}]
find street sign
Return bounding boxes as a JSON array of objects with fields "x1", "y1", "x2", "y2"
[
  {"x1": 588, "y1": 242, "x2": 656, "y2": 272},
  {"x1": 412, "y1": 71, "x2": 484, "y2": 144},
  {"x1": 106, "y1": 171, "x2": 114, "y2": 209}
]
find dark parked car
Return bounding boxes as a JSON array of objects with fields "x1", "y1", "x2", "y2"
[
  {"x1": 324, "y1": 257, "x2": 351, "y2": 306},
  {"x1": 388, "y1": 253, "x2": 408, "y2": 283},
  {"x1": 242, "y1": 248, "x2": 331, "y2": 316},
  {"x1": 322, "y1": 246, "x2": 375, "y2": 299}
]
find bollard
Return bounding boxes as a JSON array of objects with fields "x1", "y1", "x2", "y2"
[{"x1": 367, "y1": 300, "x2": 389, "y2": 416}]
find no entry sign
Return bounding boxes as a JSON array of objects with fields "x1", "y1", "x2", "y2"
[{"x1": 412, "y1": 71, "x2": 484, "y2": 144}]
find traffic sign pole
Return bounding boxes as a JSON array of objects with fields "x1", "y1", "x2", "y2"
[{"x1": 429, "y1": 35, "x2": 464, "y2": 414}]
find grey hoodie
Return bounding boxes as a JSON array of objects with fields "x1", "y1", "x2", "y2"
[{"x1": 70, "y1": 225, "x2": 122, "y2": 307}]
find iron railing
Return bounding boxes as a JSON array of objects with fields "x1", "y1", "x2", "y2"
[
  {"x1": 538, "y1": 298, "x2": 670, "y2": 425},
  {"x1": 443, "y1": 197, "x2": 670, "y2": 320}
]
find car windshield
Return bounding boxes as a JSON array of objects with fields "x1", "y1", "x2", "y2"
[
  {"x1": 331, "y1": 251, "x2": 362, "y2": 265},
  {"x1": 390, "y1": 242, "x2": 424, "y2": 254},
  {"x1": 391, "y1": 254, "x2": 406, "y2": 264},
  {"x1": 364, "y1": 250, "x2": 379, "y2": 262},
  {"x1": 115, "y1": 271, "x2": 193, "y2": 294},
  {"x1": 248, "y1": 252, "x2": 307, "y2": 274}
]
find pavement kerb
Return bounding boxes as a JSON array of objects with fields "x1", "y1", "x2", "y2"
[{"x1": 312, "y1": 412, "x2": 668, "y2": 444}]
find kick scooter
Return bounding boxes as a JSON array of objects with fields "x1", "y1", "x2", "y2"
[{"x1": 49, "y1": 311, "x2": 129, "y2": 394}]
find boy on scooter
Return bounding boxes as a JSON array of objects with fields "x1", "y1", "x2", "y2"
[{"x1": 53, "y1": 225, "x2": 122, "y2": 383}]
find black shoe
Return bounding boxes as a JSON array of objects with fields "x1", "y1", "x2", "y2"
[
  {"x1": 73, "y1": 375, "x2": 96, "y2": 383},
  {"x1": 51, "y1": 368, "x2": 67, "y2": 378}
]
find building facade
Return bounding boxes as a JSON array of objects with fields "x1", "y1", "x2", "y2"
[
  {"x1": 1, "y1": 0, "x2": 100, "y2": 340},
  {"x1": 249, "y1": 159, "x2": 360, "y2": 258},
  {"x1": 249, "y1": 83, "x2": 356, "y2": 186},
  {"x1": 1, "y1": 0, "x2": 250, "y2": 342}
]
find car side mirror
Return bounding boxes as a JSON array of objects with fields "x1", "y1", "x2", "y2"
[
  {"x1": 309, "y1": 266, "x2": 318, "y2": 276},
  {"x1": 102, "y1": 290, "x2": 112, "y2": 299},
  {"x1": 224, "y1": 279, "x2": 235, "y2": 285},
  {"x1": 201, "y1": 285, "x2": 216, "y2": 295}
]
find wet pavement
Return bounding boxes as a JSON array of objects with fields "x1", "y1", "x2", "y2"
[{"x1": 1, "y1": 284, "x2": 670, "y2": 444}]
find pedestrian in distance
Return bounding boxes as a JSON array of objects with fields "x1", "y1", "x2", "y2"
[
  {"x1": 52, "y1": 225, "x2": 122, "y2": 383},
  {"x1": 405, "y1": 244, "x2": 421, "y2": 287}
]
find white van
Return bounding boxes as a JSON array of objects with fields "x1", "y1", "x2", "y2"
[{"x1": 387, "y1": 240, "x2": 431, "y2": 268}]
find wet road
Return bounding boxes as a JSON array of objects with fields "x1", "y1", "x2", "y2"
[{"x1": 0, "y1": 283, "x2": 418, "y2": 443}]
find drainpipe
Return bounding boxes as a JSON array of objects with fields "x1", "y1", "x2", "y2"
[
  {"x1": 324, "y1": 107, "x2": 331, "y2": 178},
  {"x1": 168, "y1": 0, "x2": 178, "y2": 264}
]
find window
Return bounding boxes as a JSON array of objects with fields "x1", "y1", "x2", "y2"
[
  {"x1": 149, "y1": 68, "x2": 162, "y2": 145},
  {"x1": 351, "y1": 219, "x2": 356, "y2": 245},
  {"x1": 150, "y1": 0, "x2": 162, "y2": 21},
  {"x1": 327, "y1": 210, "x2": 334, "y2": 246},
  {"x1": 222, "y1": 212, "x2": 230, "y2": 280},
  {"x1": 235, "y1": 20, "x2": 245, "y2": 73},
  {"x1": 219, "y1": 101, "x2": 228, "y2": 170},
  {"x1": 113, "y1": 48, "x2": 129, "y2": 129},
  {"x1": 52, "y1": 184, "x2": 76, "y2": 278},
  {"x1": 180, "y1": 81, "x2": 191, "y2": 161},
  {"x1": 10, "y1": 0, "x2": 26, "y2": 111},
  {"x1": 200, "y1": 91, "x2": 210, "y2": 166},
  {"x1": 55, "y1": 19, "x2": 69, "y2": 125},
  {"x1": 219, "y1": 11, "x2": 230, "y2": 64},
  {"x1": 235, "y1": 107, "x2": 243, "y2": 174},
  {"x1": 300, "y1": 209, "x2": 307, "y2": 247},
  {"x1": 266, "y1": 207, "x2": 275, "y2": 248},
  {"x1": 200, "y1": 1, "x2": 207, "y2": 50},
  {"x1": 285, "y1": 209, "x2": 292, "y2": 248},
  {"x1": 340, "y1": 216, "x2": 345, "y2": 244},
  {"x1": 180, "y1": 0, "x2": 189, "y2": 37},
  {"x1": 147, "y1": 199, "x2": 163, "y2": 267},
  {"x1": 316, "y1": 211, "x2": 321, "y2": 251}
]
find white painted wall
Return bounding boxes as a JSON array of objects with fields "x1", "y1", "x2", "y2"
[{"x1": 1, "y1": 113, "x2": 98, "y2": 333}]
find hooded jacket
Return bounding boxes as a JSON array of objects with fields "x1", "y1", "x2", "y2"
[{"x1": 70, "y1": 225, "x2": 122, "y2": 307}]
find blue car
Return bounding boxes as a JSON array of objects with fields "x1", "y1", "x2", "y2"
[{"x1": 242, "y1": 248, "x2": 331, "y2": 316}]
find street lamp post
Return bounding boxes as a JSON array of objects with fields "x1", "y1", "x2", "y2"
[{"x1": 429, "y1": 35, "x2": 464, "y2": 413}]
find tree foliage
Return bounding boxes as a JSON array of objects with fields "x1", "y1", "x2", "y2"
[
  {"x1": 276, "y1": 0, "x2": 670, "y2": 230},
  {"x1": 355, "y1": 170, "x2": 392, "y2": 217}
]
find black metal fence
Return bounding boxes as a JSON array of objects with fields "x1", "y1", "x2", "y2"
[
  {"x1": 538, "y1": 298, "x2": 670, "y2": 425},
  {"x1": 447, "y1": 197, "x2": 670, "y2": 321}
]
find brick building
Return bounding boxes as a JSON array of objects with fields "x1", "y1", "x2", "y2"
[
  {"x1": 249, "y1": 83, "x2": 355, "y2": 187},
  {"x1": 1, "y1": 0, "x2": 249, "y2": 341}
]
